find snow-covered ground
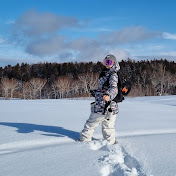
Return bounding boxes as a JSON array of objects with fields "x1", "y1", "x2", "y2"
[{"x1": 0, "y1": 96, "x2": 176, "y2": 176}]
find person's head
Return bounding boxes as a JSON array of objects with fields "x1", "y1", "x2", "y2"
[{"x1": 103, "y1": 54, "x2": 117, "y2": 69}]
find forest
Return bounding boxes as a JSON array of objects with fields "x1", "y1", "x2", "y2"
[{"x1": 0, "y1": 59, "x2": 176, "y2": 99}]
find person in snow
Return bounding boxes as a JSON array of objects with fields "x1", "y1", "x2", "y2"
[{"x1": 79, "y1": 54, "x2": 120, "y2": 144}]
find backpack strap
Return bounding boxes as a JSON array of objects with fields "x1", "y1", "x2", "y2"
[{"x1": 100, "y1": 70, "x2": 117, "y2": 90}]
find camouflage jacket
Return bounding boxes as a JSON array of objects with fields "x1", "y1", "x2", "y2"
[{"x1": 93, "y1": 62, "x2": 120, "y2": 115}]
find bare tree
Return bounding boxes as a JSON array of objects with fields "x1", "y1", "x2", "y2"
[
  {"x1": 22, "y1": 81, "x2": 31, "y2": 99},
  {"x1": 78, "y1": 72, "x2": 99, "y2": 96},
  {"x1": 151, "y1": 63, "x2": 167, "y2": 95},
  {"x1": 64, "y1": 77, "x2": 72, "y2": 98},
  {"x1": 164, "y1": 72, "x2": 176, "y2": 94},
  {"x1": 38, "y1": 79, "x2": 47, "y2": 99},
  {"x1": 89, "y1": 72, "x2": 99, "y2": 90},
  {"x1": 159, "y1": 64, "x2": 166, "y2": 95},
  {"x1": 71, "y1": 79, "x2": 81, "y2": 97},
  {"x1": 54, "y1": 76, "x2": 71, "y2": 98},
  {"x1": 0, "y1": 83, "x2": 2, "y2": 97},
  {"x1": 28, "y1": 78, "x2": 47, "y2": 99},
  {"x1": 51, "y1": 84, "x2": 58, "y2": 99},
  {"x1": 1, "y1": 77, "x2": 19, "y2": 99},
  {"x1": 1, "y1": 77, "x2": 10, "y2": 98},
  {"x1": 129, "y1": 84, "x2": 144, "y2": 97},
  {"x1": 1, "y1": 77, "x2": 9, "y2": 98},
  {"x1": 78, "y1": 73, "x2": 89, "y2": 95}
]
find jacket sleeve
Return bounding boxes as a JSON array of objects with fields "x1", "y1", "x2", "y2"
[
  {"x1": 105, "y1": 73, "x2": 118, "y2": 101},
  {"x1": 98, "y1": 76, "x2": 107, "y2": 90}
]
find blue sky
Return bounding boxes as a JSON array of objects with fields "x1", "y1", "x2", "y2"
[{"x1": 0, "y1": 0, "x2": 176, "y2": 66}]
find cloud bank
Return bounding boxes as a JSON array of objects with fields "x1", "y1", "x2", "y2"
[{"x1": 10, "y1": 9, "x2": 163, "y2": 62}]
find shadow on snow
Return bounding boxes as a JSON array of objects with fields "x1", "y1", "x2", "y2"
[{"x1": 0, "y1": 122, "x2": 79, "y2": 141}]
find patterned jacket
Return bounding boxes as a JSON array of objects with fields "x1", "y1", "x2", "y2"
[{"x1": 93, "y1": 62, "x2": 120, "y2": 115}]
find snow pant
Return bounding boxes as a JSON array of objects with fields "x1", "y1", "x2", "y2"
[{"x1": 80, "y1": 112, "x2": 117, "y2": 144}]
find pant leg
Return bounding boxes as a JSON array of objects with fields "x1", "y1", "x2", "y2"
[
  {"x1": 102, "y1": 114, "x2": 116, "y2": 144},
  {"x1": 80, "y1": 112, "x2": 105, "y2": 142}
]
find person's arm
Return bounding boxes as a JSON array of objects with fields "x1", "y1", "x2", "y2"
[
  {"x1": 104, "y1": 73, "x2": 118, "y2": 101},
  {"x1": 98, "y1": 76, "x2": 107, "y2": 90}
]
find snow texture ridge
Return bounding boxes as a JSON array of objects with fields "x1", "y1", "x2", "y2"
[{"x1": 0, "y1": 138, "x2": 70, "y2": 155}]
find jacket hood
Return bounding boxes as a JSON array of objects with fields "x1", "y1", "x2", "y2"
[{"x1": 109, "y1": 62, "x2": 120, "y2": 73}]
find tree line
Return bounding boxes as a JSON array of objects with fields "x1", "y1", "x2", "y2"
[{"x1": 0, "y1": 59, "x2": 176, "y2": 99}]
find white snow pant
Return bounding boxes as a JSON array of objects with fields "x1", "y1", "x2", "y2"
[{"x1": 80, "y1": 112, "x2": 117, "y2": 144}]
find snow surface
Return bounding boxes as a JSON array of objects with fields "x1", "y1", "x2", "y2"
[{"x1": 0, "y1": 96, "x2": 176, "y2": 176}]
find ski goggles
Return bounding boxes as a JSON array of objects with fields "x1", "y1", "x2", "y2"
[{"x1": 103, "y1": 59, "x2": 114, "y2": 66}]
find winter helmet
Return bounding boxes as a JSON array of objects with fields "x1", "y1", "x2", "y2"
[
  {"x1": 104, "y1": 54, "x2": 117, "y2": 63},
  {"x1": 103, "y1": 54, "x2": 117, "y2": 67}
]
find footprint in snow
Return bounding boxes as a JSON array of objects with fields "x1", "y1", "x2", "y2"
[{"x1": 89, "y1": 140, "x2": 147, "y2": 176}]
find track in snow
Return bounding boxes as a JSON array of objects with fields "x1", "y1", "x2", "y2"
[{"x1": 89, "y1": 140, "x2": 147, "y2": 176}]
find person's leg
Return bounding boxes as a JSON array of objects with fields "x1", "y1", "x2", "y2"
[
  {"x1": 80, "y1": 113, "x2": 105, "y2": 142},
  {"x1": 102, "y1": 114, "x2": 116, "y2": 144}
]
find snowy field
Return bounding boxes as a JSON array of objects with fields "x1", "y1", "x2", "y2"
[{"x1": 0, "y1": 96, "x2": 176, "y2": 176}]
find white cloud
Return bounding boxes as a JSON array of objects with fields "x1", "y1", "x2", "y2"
[
  {"x1": 9, "y1": 10, "x2": 162, "y2": 63},
  {"x1": 14, "y1": 9, "x2": 81, "y2": 36},
  {"x1": 163, "y1": 32, "x2": 176, "y2": 40},
  {"x1": 99, "y1": 26, "x2": 160, "y2": 45},
  {"x1": 0, "y1": 36, "x2": 5, "y2": 44},
  {"x1": 26, "y1": 36, "x2": 66, "y2": 56}
]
